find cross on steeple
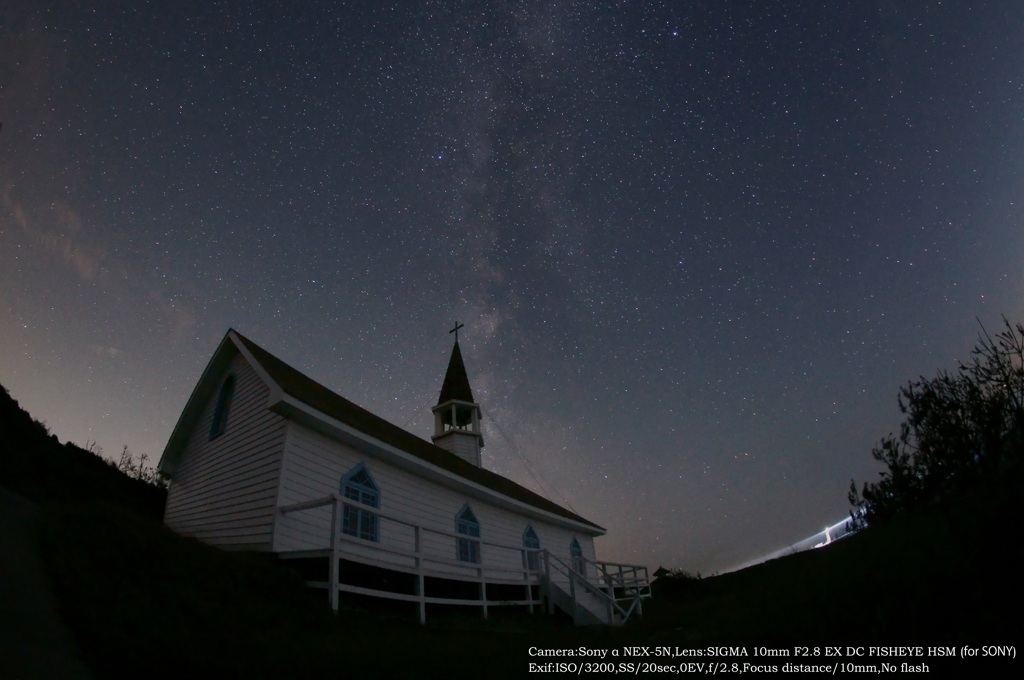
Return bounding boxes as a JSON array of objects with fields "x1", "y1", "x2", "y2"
[{"x1": 449, "y1": 320, "x2": 464, "y2": 342}]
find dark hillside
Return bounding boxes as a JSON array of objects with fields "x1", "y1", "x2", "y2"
[
  {"x1": 40, "y1": 503, "x2": 339, "y2": 679},
  {"x1": 642, "y1": 466, "x2": 1024, "y2": 647},
  {"x1": 4, "y1": 380, "x2": 1021, "y2": 677},
  {"x1": 0, "y1": 383, "x2": 165, "y2": 518}
]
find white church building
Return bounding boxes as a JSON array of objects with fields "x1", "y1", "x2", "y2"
[{"x1": 158, "y1": 328, "x2": 649, "y2": 624}]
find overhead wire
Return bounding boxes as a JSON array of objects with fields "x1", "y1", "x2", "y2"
[{"x1": 483, "y1": 407, "x2": 580, "y2": 515}]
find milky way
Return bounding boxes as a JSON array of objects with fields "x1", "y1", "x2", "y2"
[{"x1": 2, "y1": 1, "x2": 1022, "y2": 573}]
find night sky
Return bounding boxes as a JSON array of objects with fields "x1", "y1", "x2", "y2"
[{"x1": 2, "y1": 1, "x2": 1022, "y2": 574}]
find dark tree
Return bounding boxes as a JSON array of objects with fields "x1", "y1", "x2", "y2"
[{"x1": 849, "y1": 317, "x2": 1024, "y2": 526}]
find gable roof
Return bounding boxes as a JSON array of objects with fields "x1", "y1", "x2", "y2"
[
  {"x1": 162, "y1": 329, "x2": 603, "y2": 533},
  {"x1": 437, "y1": 341, "x2": 476, "y2": 404}
]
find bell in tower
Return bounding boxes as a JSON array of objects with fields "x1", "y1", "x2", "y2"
[{"x1": 431, "y1": 323, "x2": 484, "y2": 467}]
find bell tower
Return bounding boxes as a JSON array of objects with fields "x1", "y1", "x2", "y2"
[{"x1": 431, "y1": 322, "x2": 484, "y2": 467}]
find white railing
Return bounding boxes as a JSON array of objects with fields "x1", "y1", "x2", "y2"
[
  {"x1": 279, "y1": 494, "x2": 650, "y2": 625},
  {"x1": 592, "y1": 559, "x2": 652, "y2": 610},
  {"x1": 279, "y1": 494, "x2": 541, "y2": 623},
  {"x1": 539, "y1": 551, "x2": 650, "y2": 625}
]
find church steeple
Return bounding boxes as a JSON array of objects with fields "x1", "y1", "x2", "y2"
[
  {"x1": 431, "y1": 325, "x2": 484, "y2": 467},
  {"x1": 437, "y1": 340, "x2": 475, "y2": 405}
]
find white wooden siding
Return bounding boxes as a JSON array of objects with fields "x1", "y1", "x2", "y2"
[
  {"x1": 274, "y1": 424, "x2": 597, "y2": 580},
  {"x1": 164, "y1": 352, "x2": 287, "y2": 549},
  {"x1": 434, "y1": 432, "x2": 481, "y2": 467}
]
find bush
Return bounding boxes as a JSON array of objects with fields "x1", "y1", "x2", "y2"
[{"x1": 849, "y1": 317, "x2": 1024, "y2": 526}]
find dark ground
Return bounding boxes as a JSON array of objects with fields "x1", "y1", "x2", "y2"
[
  {"x1": 3, "y1": 380, "x2": 1022, "y2": 677},
  {"x1": 0, "y1": 486, "x2": 93, "y2": 680}
]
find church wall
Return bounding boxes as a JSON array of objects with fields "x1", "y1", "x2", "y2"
[
  {"x1": 274, "y1": 423, "x2": 597, "y2": 582},
  {"x1": 163, "y1": 352, "x2": 287, "y2": 550}
]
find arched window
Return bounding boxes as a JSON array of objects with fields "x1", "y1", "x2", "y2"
[
  {"x1": 522, "y1": 525, "x2": 540, "y2": 572},
  {"x1": 209, "y1": 375, "x2": 236, "y2": 439},
  {"x1": 341, "y1": 464, "x2": 379, "y2": 542},
  {"x1": 570, "y1": 537, "x2": 585, "y2": 575},
  {"x1": 455, "y1": 504, "x2": 480, "y2": 563}
]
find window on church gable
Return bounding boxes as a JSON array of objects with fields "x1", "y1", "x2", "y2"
[
  {"x1": 209, "y1": 375, "x2": 236, "y2": 440},
  {"x1": 570, "y1": 537, "x2": 585, "y2": 576},
  {"x1": 522, "y1": 525, "x2": 540, "y2": 572},
  {"x1": 341, "y1": 464, "x2": 379, "y2": 542},
  {"x1": 455, "y1": 504, "x2": 480, "y2": 564}
]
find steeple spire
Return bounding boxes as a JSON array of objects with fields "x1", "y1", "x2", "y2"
[
  {"x1": 431, "y1": 326, "x2": 484, "y2": 467},
  {"x1": 437, "y1": 340, "x2": 475, "y2": 405}
]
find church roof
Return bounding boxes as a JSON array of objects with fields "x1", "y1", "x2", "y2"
[
  {"x1": 437, "y1": 341, "x2": 475, "y2": 404},
  {"x1": 225, "y1": 330, "x2": 603, "y2": 532}
]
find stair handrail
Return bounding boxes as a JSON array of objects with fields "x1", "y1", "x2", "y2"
[
  {"x1": 540, "y1": 550, "x2": 642, "y2": 624},
  {"x1": 590, "y1": 559, "x2": 652, "y2": 601}
]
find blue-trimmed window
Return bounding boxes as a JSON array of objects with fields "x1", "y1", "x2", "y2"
[
  {"x1": 523, "y1": 525, "x2": 540, "y2": 572},
  {"x1": 570, "y1": 537, "x2": 585, "y2": 575},
  {"x1": 209, "y1": 375, "x2": 236, "y2": 439},
  {"x1": 455, "y1": 504, "x2": 480, "y2": 563},
  {"x1": 341, "y1": 464, "x2": 379, "y2": 542}
]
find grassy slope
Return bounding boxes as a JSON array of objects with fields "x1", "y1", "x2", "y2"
[
  {"x1": 639, "y1": 469, "x2": 1024, "y2": 647},
  {"x1": 40, "y1": 480, "x2": 1021, "y2": 679},
  {"x1": 4, "y1": 381, "x2": 1022, "y2": 676},
  {"x1": 0, "y1": 385, "x2": 165, "y2": 518},
  {"x1": 40, "y1": 502, "x2": 613, "y2": 679}
]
